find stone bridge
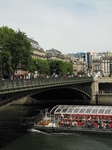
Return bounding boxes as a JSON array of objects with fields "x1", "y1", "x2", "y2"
[
  {"x1": 0, "y1": 76, "x2": 112, "y2": 107},
  {"x1": 0, "y1": 77, "x2": 93, "y2": 106},
  {"x1": 93, "y1": 77, "x2": 112, "y2": 105}
]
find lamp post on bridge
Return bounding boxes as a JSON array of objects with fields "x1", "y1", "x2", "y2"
[{"x1": 0, "y1": 45, "x2": 3, "y2": 79}]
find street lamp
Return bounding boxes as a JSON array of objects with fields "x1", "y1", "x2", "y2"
[{"x1": 0, "y1": 45, "x2": 2, "y2": 79}]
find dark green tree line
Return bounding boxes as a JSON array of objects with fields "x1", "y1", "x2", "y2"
[
  {"x1": 35, "y1": 58, "x2": 49, "y2": 75},
  {"x1": 0, "y1": 26, "x2": 32, "y2": 77},
  {"x1": 0, "y1": 26, "x2": 73, "y2": 78},
  {"x1": 48, "y1": 60, "x2": 73, "y2": 76}
]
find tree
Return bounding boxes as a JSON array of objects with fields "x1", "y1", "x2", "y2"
[
  {"x1": 48, "y1": 60, "x2": 73, "y2": 76},
  {"x1": 35, "y1": 59, "x2": 49, "y2": 75},
  {"x1": 49, "y1": 60, "x2": 59, "y2": 75},
  {"x1": 59, "y1": 61, "x2": 73, "y2": 76},
  {"x1": 28, "y1": 57, "x2": 37, "y2": 73},
  {"x1": 0, "y1": 26, "x2": 32, "y2": 77}
]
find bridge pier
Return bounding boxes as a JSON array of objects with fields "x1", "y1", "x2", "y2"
[
  {"x1": 91, "y1": 76, "x2": 99, "y2": 105},
  {"x1": 96, "y1": 95, "x2": 112, "y2": 105},
  {"x1": 91, "y1": 76, "x2": 112, "y2": 105}
]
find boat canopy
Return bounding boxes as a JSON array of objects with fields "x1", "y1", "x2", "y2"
[{"x1": 50, "y1": 105, "x2": 112, "y2": 116}]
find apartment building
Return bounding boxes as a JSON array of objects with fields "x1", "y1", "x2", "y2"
[
  {"x1": 92, "y1": 55, "x2": 103, "y2": 74},
  {"x1": 28, "y1": 38, "x2": 46, "y2": 60},
  {"x1": 46, "y1": 48, "x2": 71, "y2": 62},
  {"x1": 102, "y1": 56, "x2": 112, "y2": 76},
  {"x1": 92, "y1": 52, "x2": 112, "y2": 77}
]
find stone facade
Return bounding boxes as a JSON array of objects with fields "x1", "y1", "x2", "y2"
[
  {"x1": 29, "y1": 38, "x2": 46, "y2": 60},
  {"x1": 92, "y1": 52, "x2": 112, "y2": 77}
]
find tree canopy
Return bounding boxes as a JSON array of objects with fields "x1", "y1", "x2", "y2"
[
  {"x1": 49, "y1": 60, "x2": 73, "y2": 76},
  {"x1": 0, "y1": 26, "x2": 73, "y2": 78},
  {"x1": 0, "y1": 26, "x2": 32, "y2": 76},
  {"x1": 35, "y1": 58, "x2": 49, "y2": 75}
]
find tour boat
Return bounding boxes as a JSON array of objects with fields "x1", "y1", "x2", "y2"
[{"x1": 33, "y1": 105, "x2": 112, "y2": 135}]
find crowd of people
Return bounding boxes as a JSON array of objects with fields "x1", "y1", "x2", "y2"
[{"x1": 57, "y1": 114, "x2": 112, "y2": 129}]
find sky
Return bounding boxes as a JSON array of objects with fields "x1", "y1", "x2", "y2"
[{"x1": 1, "y1": 0, "x2": 112, "y2": 54}]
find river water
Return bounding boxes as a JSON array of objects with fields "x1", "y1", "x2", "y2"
[{"x1": 0, "y1": 105, "x2": 112, "y2": 150}]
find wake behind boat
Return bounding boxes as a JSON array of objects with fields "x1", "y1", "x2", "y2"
[{"x1": 33, "y1": 105, "x2": 112, "y2": 135}]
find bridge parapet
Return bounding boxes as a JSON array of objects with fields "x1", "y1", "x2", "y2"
[
  {"x1": 97, "y1": 77, "x2": 112, "y2": 83},
  {"x1": 0, "y1": 77, "x2": 93, "y2": 95}
]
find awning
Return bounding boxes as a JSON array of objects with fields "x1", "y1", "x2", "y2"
[{"x1": 51, "y1": 105, "x2": 112, "y2": 117}]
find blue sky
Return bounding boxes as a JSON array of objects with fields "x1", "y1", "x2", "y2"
[{"x1": 1, "y1": 0, "x2": 112, "y2": 54}]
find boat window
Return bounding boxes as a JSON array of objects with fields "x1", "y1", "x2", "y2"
[
  {"x1": 73, "y1": 108, "x2": 79, "y2": 113},
  {"x1": 85, "y1": 109, "x2": 91, "y2": 113},
  {"x1": 91, "y1": 109, "x2": 98, "y2": 114},
  {"x1": 50, "y1": 105, "x2": 59, "y2": 114},
  {"x1": 56, "y1": 109, "x2": 61, "y2": 113},
  {"x1": 67, "y1": 108, "x2": 74, "y2": 113},
  {"x1": 105, "y1": 109, "x2": 111, "y2": 114},
  {"x1": 98, "y1": 109, "x2": 104, "y2": 114},
  {"x1": 79, "y1": 109, "x2": 86, "y2": 113},
  {"x1": 62, "y1": 109, "x2": 68, "y2": 112}
]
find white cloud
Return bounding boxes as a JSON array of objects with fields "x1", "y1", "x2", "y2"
[{"x1": 0, "y1": 0, "x2": 112, "y2": 54}]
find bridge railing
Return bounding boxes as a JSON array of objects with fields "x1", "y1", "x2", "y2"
[
  {"x1": 0, "y1": 77, "x2": 93, "y2": 90},
  {"x1": 99, "y1": 91, "x2": 112, "y2": 94}
]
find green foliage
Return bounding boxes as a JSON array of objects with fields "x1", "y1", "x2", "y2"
[
  {"x1": 26, "y1": 57, "x2": 37, "y2": 73},
  {"x1": 49, "y1": 60, "x2": 60, "y2": 75},
  {"x1": 0, "y1": 26, "x2": 31, "y2": 76},
  {"x1": 48, "y1": 60, "x2": 73, "y2": 76},
  {"x1": 0, "y1": 26, "x2": 73, "y2": 77},
  {"x1": 35, "y1": 58, "x2": 49, "y2": 74},
  {"x1": 0, "y1": 26, "x2": 14, "y2": 73},
  {"x1": 60, "y1": 61, "x2": 73, "y2": 76}
]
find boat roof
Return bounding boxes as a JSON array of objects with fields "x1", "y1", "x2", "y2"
[{"x1": 50, "y1": 105, "x2": 112, "y2": 116}]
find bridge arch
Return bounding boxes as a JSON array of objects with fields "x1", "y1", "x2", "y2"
[
  {"x1": 0, "y1": 77, "x2": 93, "y2": 106},
  {"x1": 30, "y1": 86, "x2": 91, "y2": 102}
]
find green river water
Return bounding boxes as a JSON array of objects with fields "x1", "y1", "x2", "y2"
[{"x1": 0, "y1": 105, "x2": 112, "y2": 150}]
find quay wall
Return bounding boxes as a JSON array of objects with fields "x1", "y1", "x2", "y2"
[
  {"x1": 11, "y1": 96, "x2": 40, "y2": 105},
  {"x1": 97, "y1": 95, "x2": 112, "y2": 105}
]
